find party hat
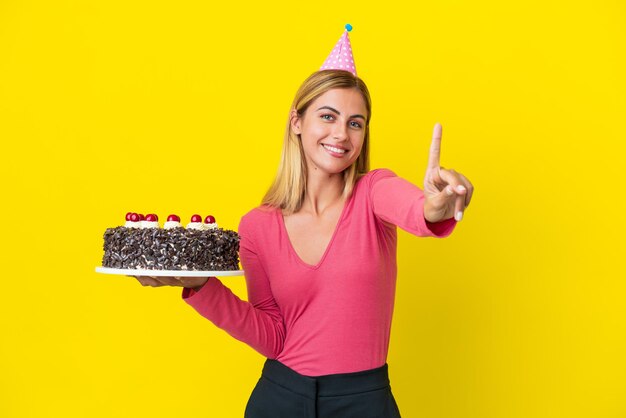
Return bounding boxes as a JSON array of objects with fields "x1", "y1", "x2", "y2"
[{"x1": 320, "y1": 24, "x2": 357, "y2": 76}]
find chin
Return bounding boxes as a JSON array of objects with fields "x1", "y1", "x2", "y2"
[{"x1": 319, "y1": 163, "x2": 354, "y2": 176}]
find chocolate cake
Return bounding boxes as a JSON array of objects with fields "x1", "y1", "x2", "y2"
[{"x1": 101, "y1": 213, "x2": 240, "y2": 271}]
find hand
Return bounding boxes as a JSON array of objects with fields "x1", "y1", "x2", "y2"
[
  {"x1": 423, "y1": 123, "x2": 474, "y2": 223},
  {"x1": 130, "y1": 275, "x2": 211, "y2": 292}
]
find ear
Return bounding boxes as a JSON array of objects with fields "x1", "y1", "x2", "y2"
[{"x1": 290, "y1": 109, "x2": 302, "y2": 135}]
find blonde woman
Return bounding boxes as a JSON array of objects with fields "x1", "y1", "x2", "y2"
[{"x1": 134, "y1": 68, "x2": 473, "y2": 417}]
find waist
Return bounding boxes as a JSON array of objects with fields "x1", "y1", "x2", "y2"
[{"x1": 261, "y1": 358, "x2": 391, "y2": 399}]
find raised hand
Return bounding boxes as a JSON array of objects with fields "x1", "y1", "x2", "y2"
[{"x1": 423, "y1": 123, "x2": 473, "y2": 223}]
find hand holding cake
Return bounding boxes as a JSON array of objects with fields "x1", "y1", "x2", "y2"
[{"x1": 133, "y1": 275, "x2": 211, "y2": 291}]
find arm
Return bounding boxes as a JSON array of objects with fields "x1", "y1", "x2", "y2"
[
  {"x1": 181, "y1": 214, "x2": 285, "y2": 359},
  {"x1": 369, "y1": 168, "x2": 457, "y2": 237}
]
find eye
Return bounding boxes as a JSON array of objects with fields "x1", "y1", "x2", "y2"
[{"x1": 321, "y1": 114, "x2": 362, "y2": 129}]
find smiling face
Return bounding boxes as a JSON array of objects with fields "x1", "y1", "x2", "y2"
[{"x1": 291, "y1": 88, "x2": 368, "y2": 176}]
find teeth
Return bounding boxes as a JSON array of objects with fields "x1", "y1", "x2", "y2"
[{"x1": 322, "y1": 144, "x2": 346, "y2": 154}]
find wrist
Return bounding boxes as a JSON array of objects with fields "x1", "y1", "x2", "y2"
[
  {"x1": 423, "y1": 201, "x2": 435, "y2": 223},
  {"x1": 191, "y1": 284, "x2": 204, "y2": 292}
]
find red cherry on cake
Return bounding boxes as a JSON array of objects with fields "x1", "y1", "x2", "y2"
[
  {"x1": 190, "y1": 214, "x2": 202, "y2": 223},
  {"x1": 130, "y1": 213, "x2": 140, "y2": 222},
  {"x1": 204, "y1": 215, "x2": 216, "y2": 224},
  {"x1": 138, "y1": 213, "x2": 145, "y2": 221},
  {"x1": 167, "y1": 214, "x2": 180, "y2": 222},
  {"x1": 146, "y1": 214, "x2": 158, "y2": 222},
  {"x1": 125, "y1": 212, "x2": 133, "y2": 221}
]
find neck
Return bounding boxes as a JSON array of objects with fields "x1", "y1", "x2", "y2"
[{"x1": 302, "y1": 168, "x2": 345, "y2": 217}]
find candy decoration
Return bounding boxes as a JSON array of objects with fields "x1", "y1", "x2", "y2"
[{"x1": 124, "y1": 213, "x2": 220, "y2": 226}]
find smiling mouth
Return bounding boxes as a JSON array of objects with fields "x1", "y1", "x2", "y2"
[{"x1": 321, "y1": 144, "x2": 348, "y2": 154}]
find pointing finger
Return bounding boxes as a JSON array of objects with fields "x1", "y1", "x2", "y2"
[{"x1": 428, "y1": 123, "x2": 442, "y2": 170}]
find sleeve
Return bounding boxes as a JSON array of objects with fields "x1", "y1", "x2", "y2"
[
  {"x1": 369, "y1": 168, "x2": 457, "y2": 238},
  {"x1": 180, "y1": 212, "x2": 286, "y2": 359}
]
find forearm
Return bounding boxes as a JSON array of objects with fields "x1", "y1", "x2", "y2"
[{"x1": 182, "y1": 277, "x2": 285, "y2": 358}]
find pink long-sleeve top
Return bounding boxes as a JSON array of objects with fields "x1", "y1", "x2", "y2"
[{"x1": 181, "y1": 168, "x2": 457, "y2": 376}]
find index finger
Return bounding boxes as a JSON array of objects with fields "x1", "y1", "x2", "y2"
[{"x1": 428, "y1": 122, "x2": 442, "y2": 170}]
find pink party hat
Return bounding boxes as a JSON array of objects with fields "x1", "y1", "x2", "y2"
[{"x1": 320, "y1": 24, "x2": 357, "y2": 76}]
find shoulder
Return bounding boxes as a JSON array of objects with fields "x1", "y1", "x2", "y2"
[
  {"x1": 238, "y1": 204, "x2": 278, "y2": 234},
  {"x1": 358, "y1": 168, "x2": 399, "y2": 191},
  {"x1": 365, "y1": 168, "x2": 397, "y2": 180}
]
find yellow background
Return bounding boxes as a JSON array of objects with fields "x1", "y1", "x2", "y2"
[{"x1": 1, "y1": 1, "x2": 625, "y2": 417}]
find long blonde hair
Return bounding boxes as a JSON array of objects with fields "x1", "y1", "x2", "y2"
[{"x1": 261, "y1": 69, "x2": 372, "y2": 215}]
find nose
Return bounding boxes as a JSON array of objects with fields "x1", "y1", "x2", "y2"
[{"x1": 332, "y1": 121, "x2": 349, "y2": 140}]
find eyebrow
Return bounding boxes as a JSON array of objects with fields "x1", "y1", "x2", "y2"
[{"x1": 316, "y1": 106, "x2": 366, "y2": 121}]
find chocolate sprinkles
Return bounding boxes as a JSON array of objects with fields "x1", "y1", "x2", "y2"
[{"x1": 102, "y1": 227, "x2": 240, "y2": 271}]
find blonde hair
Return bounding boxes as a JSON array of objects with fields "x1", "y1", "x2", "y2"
[{"x1": 261, "y1": 69, "x2": 372, "y2": 215}]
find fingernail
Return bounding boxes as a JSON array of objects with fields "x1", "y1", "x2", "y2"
[
  {"x1": 457, "y1": 185, "x2": 466, "y2": 192},
  {"x1": 455, "y1": 211, "x2": 463, "y2": 221},
  {"x1": 446, "y1": 186, "x2": 454, "y2": 196}
]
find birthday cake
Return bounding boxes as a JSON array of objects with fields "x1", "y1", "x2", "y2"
[{"x1": 101, "y1": 212, "x2": 240, "y2": 271}]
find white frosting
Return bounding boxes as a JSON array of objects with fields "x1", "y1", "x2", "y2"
[
  {"x1": 125, "y1": 221, "x2": 140, "y2": 228},
  {"x1": 202, "y1": 222, "x2": 218, "y2": 230},
  {"x1": 141, "y1": 221, "x2": 160, "y2": 229},
  {"x1": 164, "y1": 221, "x2": 182, "y2": 229},
  {"x1": 186, "y1": 222, "x2": 204, "y2": 230}
]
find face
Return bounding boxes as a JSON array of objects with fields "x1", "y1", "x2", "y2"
[{"x1": 291, "y1": 88, "x2": 368, "y2": 176}]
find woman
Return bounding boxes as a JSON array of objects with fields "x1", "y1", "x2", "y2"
[
  {"x1": 134, "y1": 69, "x2": 473, "y2": 417},
  {"x1": 134, "y1": 27, "x2": 473, "y2": 418}
]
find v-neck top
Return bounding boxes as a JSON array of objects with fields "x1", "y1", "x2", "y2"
[
  {"x1": 182, "y1": 168, "x2": 458, "y2": 376},
  {"x1": 278, "y1": 193, "x2": 351, "y2": 270}
]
